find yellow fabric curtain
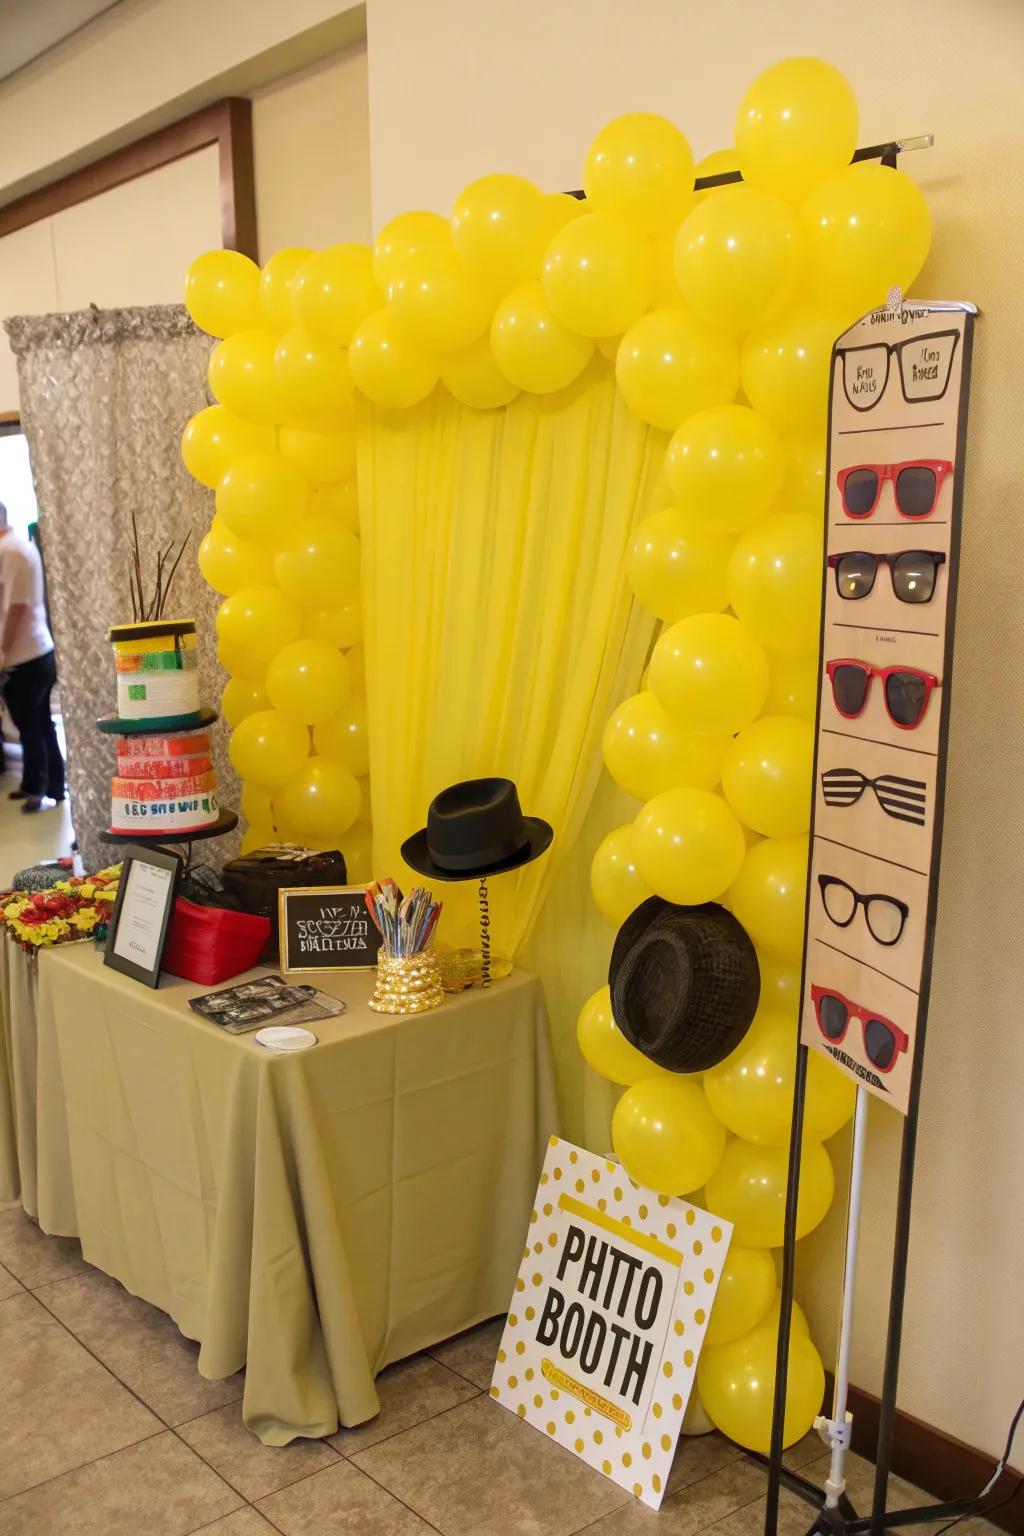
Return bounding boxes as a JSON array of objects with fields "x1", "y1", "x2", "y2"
[{"x1": 359, "y1": 355, "x2": 663, "y2": 1138}]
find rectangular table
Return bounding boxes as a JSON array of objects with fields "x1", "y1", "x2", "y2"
[{"x1": 0, "y1": 938, "x2": 557, "y2": 1443}]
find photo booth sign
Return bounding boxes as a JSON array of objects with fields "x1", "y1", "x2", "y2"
[
  {"x1": 800, "y1": 301, "x2": 974, "y2": 1114},
  {"x1": 490, "y1": 1137, "x2": 731, "y2": 1510}
]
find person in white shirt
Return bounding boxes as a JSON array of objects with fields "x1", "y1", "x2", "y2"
[{"x1": 0, "y1": 502, "x2": 65, "y2": 813}]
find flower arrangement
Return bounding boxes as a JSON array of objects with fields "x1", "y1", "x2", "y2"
[{"x1": 0, "y1": 865, "x2": 123, "y2": 951}]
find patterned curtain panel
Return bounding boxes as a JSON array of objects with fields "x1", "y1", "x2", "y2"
[{"x1": 4, "y1": 305, "x2": 239, "y2": 872}]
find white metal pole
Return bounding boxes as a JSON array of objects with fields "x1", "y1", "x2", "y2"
[{"x1": 821, "y1": 1085, "x2": 871, "y2": 1509}]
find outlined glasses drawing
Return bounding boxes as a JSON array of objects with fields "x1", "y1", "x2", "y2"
[
  {"x1": 837, "y1": 329, "x2": 960, "y2": 413},
  {"x1": 828, "y1": 550, "x2": 945, "y2": 603},
  {"x1": 817, "y1": 874, "x2": 909, "y2": 946},
  {"x1": 837, "y1": 460, "x2": 952, "y2": 520},
  {"x1": 820, "y1": 768, "x2": 926, "y2": 826},
  {"x1": 811, "y1": 986, "x2": 909, "y2": 1073}
]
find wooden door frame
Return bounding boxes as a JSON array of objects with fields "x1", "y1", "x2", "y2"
[{"x1": 0, "y1": 98, "x2": 257, "y2": 259}]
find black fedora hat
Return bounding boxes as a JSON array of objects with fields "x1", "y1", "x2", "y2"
[
  {"x1": 401, "y1": 778, "x2": 554, "y2": 882},
  {"x1": 609, "y1": 897, "x2": 760, "y2": 1073}
]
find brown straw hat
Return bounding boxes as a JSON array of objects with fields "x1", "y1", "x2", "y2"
[{"x1": 608, "y1": 897, "x2": 760, "y2": 1073}]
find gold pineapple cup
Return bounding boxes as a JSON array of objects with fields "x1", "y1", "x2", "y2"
[{"x1": 369, "y1": 951, "x2": 445, "y2": 1014}]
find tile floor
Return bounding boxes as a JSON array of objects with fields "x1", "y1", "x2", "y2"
[
  {"x1": 0, "y1": 1203, "x2": 1004, "y2": 1536},
  {"x1": 0, "y1": 762, "x2": 74, "y2": 886}
]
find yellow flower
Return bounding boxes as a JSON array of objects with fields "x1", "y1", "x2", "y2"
[
  {"x1": 78, "y1": 883, "x2": 96, "y2": 899},
  {"x1": 95, "y1": 890, "x2": 116, "y2": 904}
]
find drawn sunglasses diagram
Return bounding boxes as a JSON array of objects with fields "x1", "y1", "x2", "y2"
[{"x1": 836, "y1": 328, "x2": 960, "y2": 413}]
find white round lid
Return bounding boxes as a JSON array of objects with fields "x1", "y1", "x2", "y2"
[{"x1": 253, "y1": 1026, "x2": 318, "y2": 1052}]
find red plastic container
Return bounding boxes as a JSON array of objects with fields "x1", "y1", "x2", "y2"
[{"x1": 162, "y1": 897, "x2": 271, "y2": 985}]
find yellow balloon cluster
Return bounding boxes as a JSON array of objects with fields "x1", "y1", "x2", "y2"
[{"x1": 575, "y1": 54, "x2": 930, "y2": 1456}]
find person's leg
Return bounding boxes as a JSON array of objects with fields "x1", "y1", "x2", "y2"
[
  {"x1": 2, "y1": 663, "x2": 44, "y2": 797},
  {"x1": 36, "y1": 651, "x2": 65, "y2": 800}
]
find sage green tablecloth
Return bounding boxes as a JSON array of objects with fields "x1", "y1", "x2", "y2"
[{"x1": 0, "y1": 939, "x2": 557, "y2": 1443}]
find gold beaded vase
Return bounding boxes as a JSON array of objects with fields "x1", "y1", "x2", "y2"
[{"x1": 369, "y1": 950, "x2": 445, "y2": 1014}]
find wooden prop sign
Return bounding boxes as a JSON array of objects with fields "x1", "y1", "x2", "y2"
[
  {"x1": 278, "y1": 885, "x2": 381, "y2": 974},
  {"x1": 800, "y1": 302, "x2": 974, "y2": 1115},
  {"x1": 490, "y1": 1137, "x2": 731, "y2": 1510}
]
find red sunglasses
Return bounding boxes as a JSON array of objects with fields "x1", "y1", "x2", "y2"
[
  {"x1": 811, "y1": 985, "x2": 909, "y2": 1074},
  {"x1": 825, "y1": 658, "x2": 939, "y2": 730},
  {"x1": 837, "y1": 460, "x2": 953, "y2": 520}
]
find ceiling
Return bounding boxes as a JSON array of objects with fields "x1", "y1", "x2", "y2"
[{"x1": 0, "y1": 0, "x2": 124, "y2": 85}]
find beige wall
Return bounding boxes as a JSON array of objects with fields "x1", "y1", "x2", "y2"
[{"x1": 366, "y1": 0, "x2": 1024, "y2": 1462}]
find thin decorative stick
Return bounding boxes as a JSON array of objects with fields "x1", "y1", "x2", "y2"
[{"x1": 158, "y1": 531, "x2": 191, "y2": 619}]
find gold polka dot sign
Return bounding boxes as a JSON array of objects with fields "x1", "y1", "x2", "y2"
[{"x1": 490, "y1": 1136, "x2": 732, "y2": 1510}]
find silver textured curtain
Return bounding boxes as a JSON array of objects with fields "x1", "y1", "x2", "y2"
[{"x1": 4, "y1": 305, "x2": 240, "y2": 872}]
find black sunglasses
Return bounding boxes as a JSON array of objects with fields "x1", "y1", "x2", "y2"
[
  {"x1": 817, "y1": 874, "x2": 908, "y2": 946},
  {"x1": 828, "y1": 550, "x2": 945, "y2": 604},
  {"x1": 820, "y1": 768, "x2": 926, "y2": 827}
]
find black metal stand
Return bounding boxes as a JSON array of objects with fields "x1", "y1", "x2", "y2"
[{"x1": 99, "y1": 809, "x2": 238, "y2": 876}]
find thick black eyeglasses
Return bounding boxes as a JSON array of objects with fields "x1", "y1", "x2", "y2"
[
  {"x1": 837, "y1": 328, "x2": 960, "y2": 413},
  {"x1": 820, "y1": 768, "x2": 926, "y2": 826},
  {"x1": 828, "y1": 550, "x2": 945, "y2": 604},
  {"x1": 817, "y1": 874, "x2": 909, "y2": 946}
]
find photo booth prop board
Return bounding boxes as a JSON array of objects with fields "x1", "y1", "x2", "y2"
[
  {"x1": 490, "y1": 1137, "x2": 732, "y2": 1510},
  {"x1": 800, "y1": 301, "x2": 975, "y2": 1115},
  {"x1": 278, "y1": 885, "x2": 381, "y2": 974}
]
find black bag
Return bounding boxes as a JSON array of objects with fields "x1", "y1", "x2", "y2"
[{"x1": 221, "y1": 844, "x2": 348, "y2": 962}]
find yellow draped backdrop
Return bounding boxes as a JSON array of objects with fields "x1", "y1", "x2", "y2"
[{"x1": 359, "y1": 355, "x2": 663, "y2": 1142}]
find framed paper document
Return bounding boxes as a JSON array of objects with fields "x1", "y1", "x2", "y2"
[{"x1": 104, "y1": 846, "x2": 181, "y2": 987}]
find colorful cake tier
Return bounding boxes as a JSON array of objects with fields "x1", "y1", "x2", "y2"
[
  {"x1": 109, "y1": 619, "x2": 200, "y2": 722},
  {"x1": 110, "y1": 729, "x2": 219, "y2": 834}
]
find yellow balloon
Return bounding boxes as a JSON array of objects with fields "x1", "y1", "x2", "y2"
[
  {"x1": 311, "y1": 478, "x2": 360, "y2": 533},
  {"x1": 616, "y1": 309, "x2": 739, "y2": 432},
  {"x1": 704, "y1": 1006, "x2": 855, "y2": 1146},
  {"x1": 451, "y1": 173, "x2": 551, "y2": 293},
  {"x1": 682, "y1": 1390, "x2": 716, "y2": 1437},
  {"x1": 355, "y1": 776, "x2": 372, "y2": 826},
  {"x1": 627, "y1": 505, "x2": 734, "y2": 622},
  {"x1": 577, "y1": 985, "x2": 668, "y2": 1086},
  {"x1": 241, "y1": 780, "x2": 274, "y2": 827},
  {"x1": 590, "y1": 824, "x2": 655, "y2": 926},
  {"x1": 759, "y1": 1292, "x2": 810, "y2": 1339},
  {"x1": 665, "y1": 405, "x2": 785, "y2": 533},
  {"x1": 260, "y1": 247, "x2": 313, "y2": 332},
  {"x1": 595, "y1": 334, "x2": 622, "y2": 362},
  {"x1": 229, "y1": 709, "x2": 309, "y2": 788},
  {"x1": 349, "y1": 308, "x2": 439, "y2": 409},
  {"x1": 313, "y1": 688, "x2": 369, "y2": 776},
  {"x1": 216, "y1": 585, "x2": 303, "y2": 679},
  {"x1": 440, "y1": 333, "x2": 520, "y2": 409},
  {"x1": 491, "y1": 283, "x2": 594, "y2": 395},
  {"x1": 386, "y1": 244, "x2": 494, "y2": 354},
  {"x1": 181, "y1": 406, "x2": 275, "y2": 490},
  {"x1": 735, "y1": 57, "x2": 858, "y2": 204},
  {"x1": 265, "y1": 638, "x2": 352, "y2": 726},
  {"x1": 649, "y1": 233, "x2": 683, "y2": 308},
  {"x1": 342, "y1": 821, "x2": 374, "y2": 882},
  {"x1": 634, "y1": 787, "x2": 747, "y2": 905},
  {"x1": 198, "y1": 516, "x2": 275, "y2": 596},
  {"x1": 802, "y1": 164, "x2": 932, "y2": 319},
  {"x1": 373, "y1": 211, "x2": 450, "y2": 292},
  {"x1": 650, "y1": 613, "x2": 770, "y2": 736},
  {"x1": 274, "y1": 516, "x2": 361, "y2": 609},
  {"x1": 544, "y1": 192, "x2": 588, "y2": 238},
  {"x1": 241, "y1": 822, "x2": 277, "y2": 856},
  {"x1": 728, "y1": 512, "x2": 823, "y2": 658},
  {"x1": 215, "y1": 451, "x2": 310, "y2": 547},
  {"x1": 698, "y1": 1318, "x2": 825, "y2": 1452},
  {"x1": 674, "y1": 186, "x2": 801, "y2": 333},
  {"x1": 584, "y1": 112, "x2": 695, "y2": 233},
  {"x1": 303, "y1": 598, "x2": 361, "y2": 650},
  {"x1": 730, "y1": 834, "x2": 809, "y2": 961},
  {"x1": 278, "y1": 418, "x2": 356, "y2": 483},
  {"x1": 742, "y1": 305, "x2": 844, "y2": 436},
  {"x1": 705, "y1": 1136, "x2": 833, "y2": 1247},
  {"x1": 613, "y1": 1075, "x2": 726, "y2": 1194},
  {"x1": 542, "y1": 213, "x2": 653, "y2": 338},
  {"x1": 275, "y1": 326, "x2": 354, "y2": 418},
  {"x1": 184, "y1": 250, "x2": 263, "y2": 337},
  {"x1": 274, "y1": 758, "x2": 360, "y2": 841},
  {"x1": 780, "y1": 436, "x2": 827, "y2": 518},
  {"x1": 757, "y1": 951, "x2": 801, "y2": 1018},
  {"x1": 721, "y1": 716, "x2": 814, "y2": 837},
  {"x1": 693, "y1": 148, "x2": 739, "y2": 201},
  {"x1": 603, "y1": 691, "x2": 727, "y2": 801},
  {"x1": 704, "y1": 1245, "x2": 777, "y2": 1346},
  {"x1": 222, "y1": 676, "x2": 269, "y2": 729},
  {"x1": 291, "y1": 243, "x2": 383, "y2": 346},
  {"x1": 208, "y1": 331, "x2": 281, "y2": 423},
  {"x1": 764, "y1": 651, "x2": 819, "y2": 722}
]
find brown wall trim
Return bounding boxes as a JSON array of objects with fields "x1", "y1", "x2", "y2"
[
  {"x1": 0, "y1": 99, "x2": 258, "y2": 259},
  {"x1": 823, "y1": 1378, "x2": 1023, "y2": 1534}
]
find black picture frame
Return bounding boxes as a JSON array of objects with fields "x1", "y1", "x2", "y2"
[{"x1": 103, "y1": 845, "x2": 181, "y2": 988}]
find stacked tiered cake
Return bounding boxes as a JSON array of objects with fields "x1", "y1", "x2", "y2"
[{"x1": 103, "y1": 619, "x2": 220, "y2": 835}]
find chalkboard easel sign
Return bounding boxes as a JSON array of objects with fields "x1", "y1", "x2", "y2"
[{"x1": 278, "y1": 885, "x2": 381, "y2": 975}]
